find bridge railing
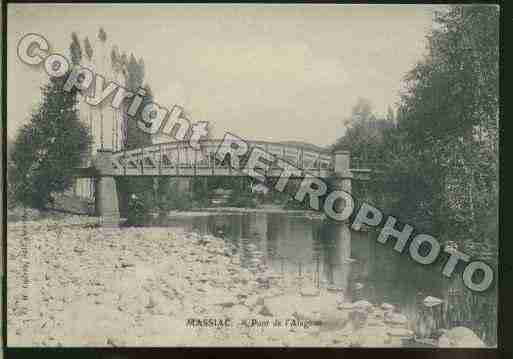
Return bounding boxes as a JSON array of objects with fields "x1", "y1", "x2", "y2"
[
  {"x1": 351, "y1": 157, "x2": 386, "y2": 172},
  {"x1": 110, "y1": 140, "x2": 335, "y2": 176}
]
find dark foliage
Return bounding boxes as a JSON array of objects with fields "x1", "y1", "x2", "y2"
[{"x1": 10, "y1": 75, "x2": 92, "y2": 209}]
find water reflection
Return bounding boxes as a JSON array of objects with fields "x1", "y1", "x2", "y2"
[{"x1": 151, "y1": 211, "x2": 496, "y2": 346}]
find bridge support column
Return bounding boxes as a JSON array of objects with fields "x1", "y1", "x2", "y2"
[
  {"x1": 333, "y1": 150, "x2": 352, "y2": 194},
  {"x1": 93, "y1": 150, "x2": 121, "y2": 227},
  {"x1": 329, "y1": 150, "x2": 353, "y2": 289},
  {"x1": 94, "y1": 176, "x2": 120, "y2": 227}
]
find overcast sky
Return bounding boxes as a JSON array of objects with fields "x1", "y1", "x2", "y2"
[{"x1": 7, "y1": 4, "x2": 444, "y2": 146}]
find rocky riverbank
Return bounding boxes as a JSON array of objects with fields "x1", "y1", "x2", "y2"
[{"x1": 7, "y1": 215, "x2": 485, "y2": 347}]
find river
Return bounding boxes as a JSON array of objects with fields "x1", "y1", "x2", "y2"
[{"x1": 147, "y1": 211, "x2": 497, "y2": 346}]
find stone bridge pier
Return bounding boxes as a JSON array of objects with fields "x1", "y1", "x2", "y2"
[
  {"x1": 92, "y1": 150, "x2": 121, "y2": 227},
  {"x1": 332, "y1": 150, "x2": 352, "y2": 194},
  {"x1": 329, "y1": 150, "x2": 353, "y2": 289}
]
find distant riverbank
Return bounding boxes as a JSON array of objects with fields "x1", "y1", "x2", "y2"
[{"x1": 161, "y1": 206, "x2": 325, "y2": 220}]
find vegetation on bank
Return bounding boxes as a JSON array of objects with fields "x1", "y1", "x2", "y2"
[
  {"x1": 331, "y1": 6, "x2": 498, "y2": 345},
  {"x1": 334, "y1": 6, "x2": 498, "y2": 259},
  {"x1": 9, "y1": 75, "x2": 92, "y2": 209}
]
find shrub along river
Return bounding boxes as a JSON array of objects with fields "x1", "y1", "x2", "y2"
[{"x1": 148, "y1": 210, "x2": 497, "y2": 346}]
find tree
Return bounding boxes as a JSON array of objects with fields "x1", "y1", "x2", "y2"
[
  {"x1": 391, "y1": 7, "x2": 499, "y2": 344},
  {"x1": 96, "y1": 28, "x2": 109, "y2": 149},
  {"x1": 330, "y1": 6, "x2": 498, "y2": 344},
  {"x1": 83, "y1": 37, "x2": 93, "y2": 61},
  {"x1": 117, "y1": 57, "x2": 154, "y2": 220},
  {"x1": 396, "y1": 5, "x2": 499, "y2": 242},
  {"x1": 110, "y1": 45, "x2": 122, "y2": 150},
  {"x1": 386, "y1": 106, "x2": 395, "y2": 123},
  {"x1": 350, "y1": 97, "x2": 374, "y2": 123},
  {"x1": 82, "y1": 36, "x2": 94, "y2": 138},
  {"x1": 333, "y1": 98, "x2": 394, "y2": 168},
  {"x1": 66, "y1": 29, "x2": 157, "y2": 219},
  {"x1": 10, "y1": 75, "x2": 92, "y2": 209},
  {"x1": 70, "y1": 32, "x2": 82, "y2": 66},
  {"x1": 98, "y1": 27, "x2": 107, "y2": 43},
  {"x1": 334, "y1": 6, "x2": 498, "y2": 243}
]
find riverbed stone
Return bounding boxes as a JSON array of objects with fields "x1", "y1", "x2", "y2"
[
  {"x1": 384, "y1": 312, "x2": 408, "y2": 326},
  {"x1": 423, "y1": 296, "x2": 443, "y2": 308},
  {"x1": 326, "y1": 285, "x2": 345, "y2": 293},
  {"x1": 387, "y1": 327, "x2": 414, "y2": 338},
  {"x1": 225, "y1": 304, "x2": 251, "y2": 319},
  {"x1": 372, "y1": 309, "x2": 386, "y2": 320},
  {"x1": 349, "y1": 309, "x2": 369, "y2": 329},
  {"x1": 381, "y1": 302, "x2": 394, "y2": 311},
  {"x1": 437, "y1": 327, "x2": 485, "y2": 348},
  {"x1": 262, "y1": 295, "x2": 298, "y2": 318},
  {"x1": 366, "y1": 318, "x2": 387, "y2": 328},
  {"x1": 348, "y1": 326, "x2": 389, "y2": 347},
  {"x1": 338, "y1": 302, "x2": 354, "y2": 311},
  {"x1": 353, "y1": 300, "x2": 374, "y2": 312},
  {"x1": 244, "y1": 294, "x2": 263, "y2": 309},
  {"x1": 300, "y1": 286, "x2": 320, "y2": 297},
  {"x1": 207, "y1": 288, "x2": 238, "y2": 307}
]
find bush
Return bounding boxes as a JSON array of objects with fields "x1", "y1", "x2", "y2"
[
  {"x1": 126, "y1": 192, "x2": 153, "y2": 225},
  {"x1": 157, "y1": 184, "x2": 195, "y2": 212},
  {"x1": 283, "y1": 196, "x2": 310, "y2": 210}
]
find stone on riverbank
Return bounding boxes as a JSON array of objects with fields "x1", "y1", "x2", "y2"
[
  {"x1": 423, "y1": 296, "x2": 443, "y2": 308},
  {"x1": 348, "y1": 326, "x2": 389, "y2": 347},
  {"x1": 384, "y1": 312, "x2": 408, "y2": 326},
  {"x1": 381, "y1": 302, "x2": 394, "y2": 311},
  {"x1": 338, "y1": 302, "x2": 354, "y2": 310},
  {"x1": 300, "y1": 286, "x2": 320, "y2": 297},
  {"x1": 353, "y1": 300, "x2": 374, "y2": 312},
  {"x1": 437, "y1": 327, "x2": 485, "y2": 348}
]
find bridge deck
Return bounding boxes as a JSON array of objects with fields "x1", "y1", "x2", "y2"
[
  {"x1": 74, "y1": 166, "x2": 373, "y2": 180},
  {"x1": 75, "y1": 140, "x2": 376, "y2": 180}
]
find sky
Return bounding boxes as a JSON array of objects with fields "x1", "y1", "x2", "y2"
[{"x1": 7, "y1": 4, "x2": 444, "y2": 146}]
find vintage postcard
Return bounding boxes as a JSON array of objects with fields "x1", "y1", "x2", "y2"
[{"x1": 5, "y1": 3, "x2": 499, "y2": 348}]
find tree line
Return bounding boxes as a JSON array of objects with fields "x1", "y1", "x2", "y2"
[{"x1": 333, "y1": 5, "x2": 498, "y2": 260}]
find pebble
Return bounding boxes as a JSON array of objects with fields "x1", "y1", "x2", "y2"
[
  {"x1": 353, "y1": 300, "x2": 374, "y2": 312},
  {"x1": 300, "y1": 286, "x2": 320, "y2": 297},
  {"x1": 385, "y1": 313, "x2": 408, "y2": 326},
  {"x1": 423, "y1": 296, "x2": 443, "y2": 307},
  {"x1": 338, "y1": 302, "x2": 354, "y2": 311},
  {"x1": 387, "y1": 328, "x2": 414, "y2": 338},
  {"x1": 381, "y1": 303, "x2": 394, "y2": 311}
]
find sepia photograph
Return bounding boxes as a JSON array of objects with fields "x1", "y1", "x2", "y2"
[{"x1": 4, "y1": 3, "x2": 499, "y2": 349}]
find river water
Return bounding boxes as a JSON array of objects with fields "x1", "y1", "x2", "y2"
[{"x1": 149, "y1": 211, "x2": 497, "y2": 346}]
